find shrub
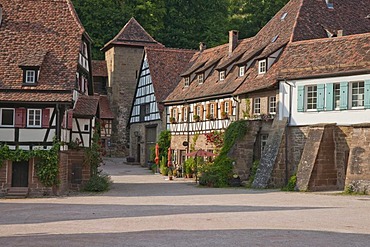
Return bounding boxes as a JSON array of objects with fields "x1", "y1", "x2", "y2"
[
  {"x1": 246, "y1": 160, "x2": 260, "y2": 187},
  {"x1": 84, "y1": 173, "x2": 112, "y2": 192},
  {"x1": 282, "y1": 174, "x2": 297, "y2": 191}
]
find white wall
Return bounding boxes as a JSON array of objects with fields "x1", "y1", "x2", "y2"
[{"x1": 279, "y1": 74, "x2": 370, "y2": 126}]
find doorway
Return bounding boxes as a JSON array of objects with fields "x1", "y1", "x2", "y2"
[{"x1": 12, "y1": 161, "x2": 29, "y2": 187}]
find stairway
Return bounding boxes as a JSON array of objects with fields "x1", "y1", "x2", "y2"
[
  {"x1": 5, "y1": 187, "x2": 29, "y2": 199},
  {"x1": 252, "y1": 117, "x2": 287, "y2": 189}
]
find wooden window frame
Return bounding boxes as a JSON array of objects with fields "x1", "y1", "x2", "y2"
[
  {"x1": 269, "y1": 96, "x2": 277, "y2": 114},
  {"x1": 305, "y1": 85, "x2": 317, "y2": 111},
  {"x1": 258, "y1": 60, "x2": 266, "y2": 74},
  {"x1": 239, "y1": 66, "x2": 245, "y2": 77},
  {"x1": 253, "y1": 98, "x2": 261, "y2": 115},
  {"x1": 0, "y1": 108, "x2": 15, "y2": 127},
  {"x1": 27, "y1": 109, "x2": 42, "y2": 128}
]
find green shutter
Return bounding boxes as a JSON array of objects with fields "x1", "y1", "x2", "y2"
[
  {"x1": 364, "y1": 80, "x2": 370, "y2": 109},
  {"x1": 317, "y1": 84, "x2": 325, "y2": 111},
  {"x1": 340, "y1": 82, "x2": 348, "y2": 110},
  {"x1": 326, "y1": 83, "x2": 334, "y2": 111},
  {"x1": 297, "y1": 86, "x2": 304, "y2": 112}
]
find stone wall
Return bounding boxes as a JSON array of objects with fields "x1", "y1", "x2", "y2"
[{"x1": 105, "y1": 46, "x2": 145, "y2": 157}]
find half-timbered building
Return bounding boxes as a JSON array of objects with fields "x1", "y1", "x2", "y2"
[
  {"x1": 0, "y1": 0, "x2": 95, "y2": 196},
  {"x1": 129, "y1": 47, "x2": 195, "y2": 166}
]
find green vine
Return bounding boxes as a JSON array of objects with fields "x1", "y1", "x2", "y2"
[
  {"x1": 242, "y1": 98, "x2": 251, "y2": 119},
  {"x1": 0, "y1": 139, "x2": 60, "y2": 187},
  {"x1": 84, "y1": 123, "x2": 102, "y2": 176}
]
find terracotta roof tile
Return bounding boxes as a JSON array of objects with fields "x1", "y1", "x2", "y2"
[
  {"x1": 0, "y1": 0, "x2": 86, "y2": 102},
  {"x1": 92, "y1": 60, "x2": 108, "y2": 77},
  {"x1": 0, "y1": 91, "x2": 72, "y2": 102},
  {"x1": 102, "y1": 17, "x2": 164, "y2": 51},
  {"x1": 99, "y1": 95, "x2": 114, "y2": 119},
  {"x1": 73, "y1": 95, "x2": 99, "y2": 117}
]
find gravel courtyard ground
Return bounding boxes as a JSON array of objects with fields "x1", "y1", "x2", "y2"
[{"x1": 0, "y1": 157, "x2": 369, "y2": 247}]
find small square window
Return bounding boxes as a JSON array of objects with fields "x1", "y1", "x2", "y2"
[
  {"x1": 184, "y1": 77, "x2": 190, "y2": 87},
  {"x1": 0, "y1": 108, "x2": 14, "y2": 126},
  {"x1": 198, "y1": 74, "x2": 204, "y2": 84},
  {"x1": 253, "y1": 98, "x2": 261, "y2": 114},
  {"x1": 269, "y1": 96, "x2": 277, "y2": 114},
  {"x1": 84, "y1": 124, "x2": 89, "y2": 131},
  {"x1": 25, "y1": 70, "x2": 36, "y2": 83},
  {"x1": 258, "y1": 60, "x2": 266, "y2": 74},
  {"x1": 219, "y1": 71, "x2": 225, "y2": 81},
  {"x1": 27, "y1": 109, "x2": 41, "y2": 127},
  {"x1": 239, "y1": 66, "x2": 245, "y2": 77}
]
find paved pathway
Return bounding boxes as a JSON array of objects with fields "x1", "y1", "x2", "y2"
[{"x1": 0, "y1": 158, "x2": 369, "y2": 246}]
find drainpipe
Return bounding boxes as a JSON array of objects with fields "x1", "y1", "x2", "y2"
[{"x1": 283, "y1": 79, "x2": 294, "y2": 185}]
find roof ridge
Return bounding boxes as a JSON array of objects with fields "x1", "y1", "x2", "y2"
[
  {"x1": 145, "y1": 47, "x2": 196, "y2": 53},
  {"x1": 66, "y1": 0, "x2": 85, "y2": 35},
  {"x1": 289, "y1": 32, "x2": 370, "y2": 46},
  {"x1": 289, "y1": 0, "x2": 304, "y2": 43}
]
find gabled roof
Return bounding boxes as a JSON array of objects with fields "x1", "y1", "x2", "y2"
[
  {"x1": 73, "y1": 95, "x2": 99, "y2": 117},
  {"x1": 278, "y1": 33, "x2": 370, "y2": 80},
  {"x1": 145, "y1": 47, "x2": 196, "y2": 112},
  {"x1": 92, "y1": 60, "x2": 108, "y2": 77},
  {"x1": 0, "y1": 0, "x2": 86, "y2": 103},
  {"x1": 99, "y1": 95, "x2": 114, "y2": 119},
  {"x1": 102, "y1": 17, "x2": 164, "y2": 51}
]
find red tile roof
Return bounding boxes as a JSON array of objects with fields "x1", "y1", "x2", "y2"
[
  {"x1": 145, "y1": 47, "x2": 196, "y2": 112},
  {"x1": 102, "y1": 17, "x2": 164, "y2": 51},
  {"x1": 92, "y1": 60, "x2": 108, "y2": 77},
  {"x1": 165, "y1": 0, "x2": 370, "y2": 102},
  {"x1": 278, "y1": 33, "x2": 370, "y2": 80},
  {"x1": 73, "y1": 95, "x2": 99, "y2": 117},
  {"x1": 99, "y1": 95, "x2": 114, "y2": 119},
  {"x1": 0, "y1": 0, "x2": 86, "y2": 103},
  {"x1": 0, "y1": 91, "x2": 72, "y2": 103}
]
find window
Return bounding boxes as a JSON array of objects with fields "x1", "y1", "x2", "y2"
[
  {"x1": 26, "y1": 70, "x2": 36, "y2": 83},
  {"x1": 219, "y1": 71, "x2": 225, "y2": 81},
  {"x1": 198, "y1": 74, "x2": 204, "y2": 84},
  {"x1": 271, "y1": 35, "x2": 279, "y2": 43},
  {"x1": 261, "y1": 134, "x2": 269, "y2": 153},
  {"x1": 269, "y1": 96, "x2": 277, "y2": 114},
  {"x1": 22, "y1": 68, "x2": 39, "y2": 84},
  {"x1": 183, "y1": 107, "x2": 188, "y2": 122},
  {"x1": 171, "y1": 108, "x2": 178, "y2": 121},
  {"x1": 27, "y1": 109, "x2": 41, "y2": 127},
  {"x1": 334, "y1": 83, "x2": 341, "y2": 110},
  {"x1": 306, "y1": 85, "x2": 317, "y2": 111},
  {"x1": 139, "y1": 103, "x2": 150, "y2": 121},
  {"x1": 84, "y1": 124, "x2": 89, "y2": 131},
  {"x1": 210, "y1": 103, "x2": 215, "y2": 117},
  {"x1": 185, "y1": 77, "x2": 190, "y2": 87},
  {"x1": 145, "y1": 104, "x2": 150, "y2": 116},
  {"x1": 326, "y1": 0, "x2": 334, "y2": 9},
  {"x1": 253, "y1": 98, "x2": 261, "y2": 114},
  {"x1": 196, "y1": 105, "x2": 201, "y2": 116},
  {"x1": 351, "y1": 81, "x2": 364, "y2": 108},
  {"x1": 224, "y1": 101, "x2": 230, "y2": 115},
  {"x1": 258, "y1": 60, "x2": 266, "y2": 74},
  {"x1": 101, "y1": 120, "x2": 112, "y2": 136},
  {"x1": 239, "y1": 66, "x2": 245, "y2": 77},
  {"x1": 0, "y1": 108, "x2": 14, "y2": 126}
]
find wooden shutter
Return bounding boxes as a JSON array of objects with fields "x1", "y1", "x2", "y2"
[
  {"x1": 220, "y1": 101, "x2": 225, "y2": 114},
  {"x1": 228, "y1": 100, "x2": 233, "y2": 115},
  {"x1": 15, "y1": 108, "x2": 26, "y2": 128},
  {"x1": 326, "y1": 83, "x2": 334, "y2": 111},
  {"x1": 340, "y1": 82, "x2": 348, "y2": 110},
  {"x1": 297, "y1": 86, "x2": 305, "y2": 112},
  {"x1": 206, "y1": 104, "x2": 210, "y2": 118},
  {"x1": 364, "y1": 80, "x2": 370, "y2": 109},
  {"x1": 67, "y1": 110, "x2": 73, "y2": 129},
  {"x1": 42, "y1": 109, "x2": 50, "y2": 128},
  {"x1": 317, "y1": 84, "x2": 325, "y2": 111},
  {"x1": 213, "y1": 103, "x2": 218, "y2": 118},
  {"x1": 200, "y1": 105, "x2": 204, "y2": 120}
]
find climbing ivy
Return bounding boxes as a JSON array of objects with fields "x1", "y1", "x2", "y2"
[
  {"x1": 0, "y1": 139, "x2": 60, "y2": 187},
  {"x1": 84, "y1": 123, "x2": 102, "y2": 176}
]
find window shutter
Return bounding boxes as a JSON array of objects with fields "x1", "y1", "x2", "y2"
[
  {"x1": 42, "y1": 109, "x2": 50, "y2": 128},
  {"x1": 220, "y1": 101, "x2": 225, "y2": 114},
  {"x1": 213, "y1": 103, "x2": 218, "y2": 118},
  {"x1": 15, "y1": 108, "x2": 26, "y2": 128},
  {"x1": 317, "y1": 84, "x2": 325, "y2": 111},
  {"x1": 206, "y1": 104, "x2": 210, "y2": 118},
  {"x1": 228, "y1": 100, "x2": 233, "y2": 115},
  {"x1": 364, "y1": 80, "x2": 370, "y2": 109},
  {"x1": 200, "y1": 105, "x2": 204, "y2": 120},
  {"x1": 340, "y1": 82, "x2": 348, "y2": 110},
  {"x1": 326, "y1": 83, "x2": 334, "y2": 111},
  {"x1": 67, "y1": 110, "x2": 73, "y2": 129},
  {"x1": 297, "y1": 86, "x2": 305, "y2": 112}
]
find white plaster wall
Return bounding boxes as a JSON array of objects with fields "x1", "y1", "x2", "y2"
[
  {"x1": 19, "y1": 129, "x2": 50, "y2": 142},
  {"x1": 0, "y1": 129, "x2": 15, "y2": 141},
  {"x1": 280, "y1": 74, "x2": 370, "y2": 126}
]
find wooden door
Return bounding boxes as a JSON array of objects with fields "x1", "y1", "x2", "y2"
[{"x1": 12, "y1": 161, "x2": 29, "y2": 187}]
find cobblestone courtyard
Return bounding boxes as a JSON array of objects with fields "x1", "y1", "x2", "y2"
[{"x1": 0, "y1": 158, "x2": 369, "y2": 246}]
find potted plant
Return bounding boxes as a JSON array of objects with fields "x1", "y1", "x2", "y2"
[
  {"x1": 193, "y1": 114, "x2": 200, "y2": 122},
  {"x1": 221, "y1": 111, "x2": 228, "y2": 119},
  {"x1": 169, "y1": 117, "x2": 176, "y2": 124},
  {"x1": 206, "y1": 113, "x2": 214, "y2": 120}
]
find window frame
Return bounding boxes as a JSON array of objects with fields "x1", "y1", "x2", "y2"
[
  {"x1": 269, "y1": 96, "x2": 277, "y2": 114},
  {"x1": 334, "y1": 83, "x2": 341, "y2": 110},
  {"x1": 184, "y1": 77, "x2": 190, "y2": 87},
  {"x1": 350, "y1": 81, "x2": 365, "y2": 109},
  {"x1": 305, "y1": 85, "x2": 317, "y2": 111},
  {"x1": 253, "y1": 98, "x2": 261, "y2": 115},
  {"x1": 219, "y1": 71, "x2": 225, "y2": 81},
  {"x1": 197, "y1": 73, "x2": 204, "y2": 84},
  {"x1": 258, "y1": 60, "x2": 267, "y2": 74},
  {"x1": 239, "y1": 66, "x2": 245, "y2": 77},
  {"x1": 27, "y1": 109, "x2": 42, "y2": 128},
  {"x1": 0, "y1": 108, "x2": 15, "y2": 127},
  {"x1": 210, "y1": 103, "x2": 215, "y2": 118}
]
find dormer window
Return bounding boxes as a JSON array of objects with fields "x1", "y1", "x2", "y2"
[
  {"x1": 198, "y1": 73, "x2": 204, "y2": 84},
  {"x1": 219, "y1": 71, "x2": 225, "y2": 81},
  {"x1": 21, "y1": 67, "x2": 39, "y2": 84},
  {"x1": 185, "y1": 77, "x2": 190, "y2": 87},
  {"x1": 326, "y1": 0, "x2": 334, "y2": 9},
  {"x1": 239, "y1": 66, "x2": 245, "y2": 77},
  {"x1": 258, "y1": 60, "x2": 267, "y2": 74}
]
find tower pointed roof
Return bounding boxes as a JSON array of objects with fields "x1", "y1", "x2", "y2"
[{"x1": 102, "y1": 17, "x2": 163, "y2": 51}]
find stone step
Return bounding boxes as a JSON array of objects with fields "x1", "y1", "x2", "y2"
[{"x1": 6, "y1": 187, "x2": 29, "y2": 199}]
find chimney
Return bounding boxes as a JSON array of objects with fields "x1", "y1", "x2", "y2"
[
  {"x1": 229, "y1": 30, "x2": 239, "y2": 55},
  {"x1": 199, "y1": 42, "x2": 206, "y2": 52},
  {"x1": 337, "y1": 29, "x2": 344, "y2": 37}
]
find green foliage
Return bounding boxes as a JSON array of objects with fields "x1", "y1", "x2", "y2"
[
  {"x1": 151, "y1": 163, "x2": 157, "y2": 173},
  {"x1": 158, "y1": 130, "x2": 171, "y2": 164},
  {"x1": 282, "y1": 174, "x2": 297, "y2": 191},
  {"x1": 159, "y1": 156, "x2": 168, "y2": 175},
  {"x1": 0, "y1": 140, "x2": 60, "y2": 187},
  {"x1": 83, "y1": 173, "x2": 112, "y2": 192},
  {"x1": 199, "y1": 120, "x2": 249, "y2": 187},
  {"x1": 246, "y1": 160, "x2": 260, "y2": 187},
  {"x1": 184, "y1": 157, "x2": 195, "y2": 175},
  {"x1": 84, "y1": 123, "x2": 102, "y2": 176}
]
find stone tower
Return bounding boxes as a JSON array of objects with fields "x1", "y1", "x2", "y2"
[{"x1": 102, "y1": 17, "x2": 163, "y2": 156}]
